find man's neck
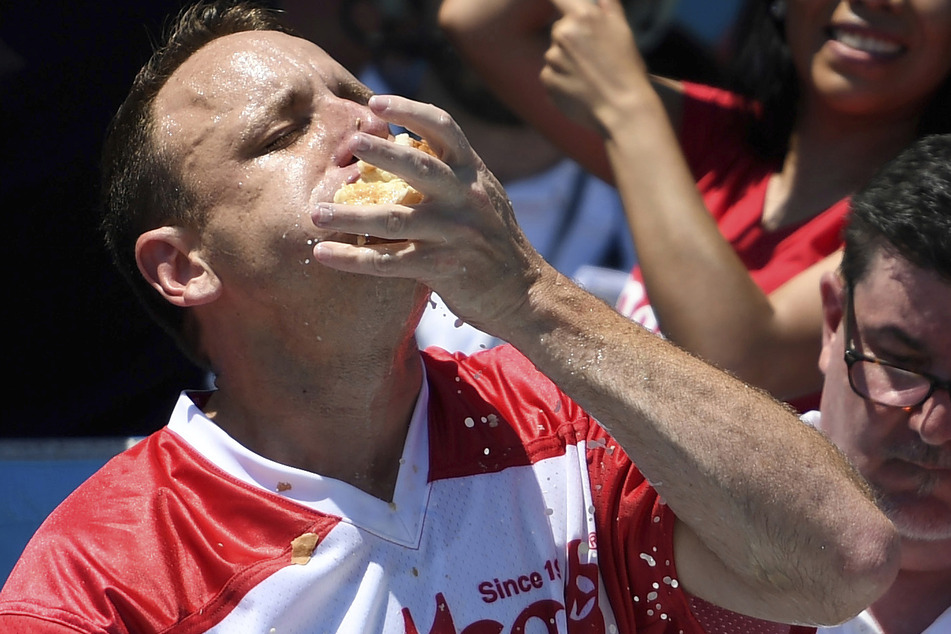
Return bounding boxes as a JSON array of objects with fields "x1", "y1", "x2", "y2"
[{"x1": 203, "y1": 338, "x2": 425, "y2": 502}]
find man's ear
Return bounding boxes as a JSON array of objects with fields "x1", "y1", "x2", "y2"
[
  {"x1": 817, "y1": 271, "x2": 846, "y2": 374},
  {"x1": 135, "y1": 227, "x2": 221, "y2": 307}
]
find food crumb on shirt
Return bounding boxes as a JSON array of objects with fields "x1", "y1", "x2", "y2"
[{"x1": 290, "y1": 532, "x2": 320, "y2": 565}]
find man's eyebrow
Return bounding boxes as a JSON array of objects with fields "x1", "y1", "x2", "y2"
[
  {"x1": 239, "y1": 86, "x2": 300, "y2": 142},
  {"x1": 866, "y1": 322, "x2": 929, "y2": 355},
  {"x1": 259, "y1": 85, "x2": 300, "y2": 116},
  {"x1": 338, "y1": 78, "x2": 373, "y2": 104}
]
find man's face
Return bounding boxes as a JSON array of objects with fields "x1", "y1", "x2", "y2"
[
  {"x1": 152, "y1": 30, "x2": 425, "y2": 330},
  {"x1": 819, "y1": 250, "x2": 951, "y2": 549}
]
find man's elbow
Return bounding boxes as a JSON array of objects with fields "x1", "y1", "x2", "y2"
[{"x1": 813, "y1": 513, "x2": 901, "y2": 626}]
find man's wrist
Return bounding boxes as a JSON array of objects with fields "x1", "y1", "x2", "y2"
[{"x1": 492, "y1": 265, "x2": 599, "y2": 353}]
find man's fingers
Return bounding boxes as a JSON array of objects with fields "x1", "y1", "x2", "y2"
[
  {"x1": 347, "y1": 132, "x2": 463, "y2": 199},
  {"x1": 313, "y1": 240, "x2": 419, "y2": 278},
  {"x1": 313, "y1": 202, "x2": 448, "y2": 242},
  {"x1": 366, "y1": 95, "x2": 476, "y2": 167},
  {"x1": 313, "y1": 238, "x2": 468, "y2": 284}
]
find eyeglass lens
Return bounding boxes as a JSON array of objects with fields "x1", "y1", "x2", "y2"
[
  {"x1": 845, "y1": 285, "x2": 936, "y2": 409},
  {"x1": 847, "y1": 358, "x2": 933, "y2": 408}
]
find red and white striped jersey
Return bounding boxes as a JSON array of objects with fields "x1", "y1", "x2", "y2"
[{"x1": 0, "y1": 346, "x2": 810, "y2": 633}]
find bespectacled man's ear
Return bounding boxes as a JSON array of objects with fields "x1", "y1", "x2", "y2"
[
  {"x1": 135, "y1": 226, "x2": 221, "y2": 307},
  {"x1": 817, "y1": 271, "x2": 846, "y2": 375}
]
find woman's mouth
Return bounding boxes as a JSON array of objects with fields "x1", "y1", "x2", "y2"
[{"x1": 827, "y1": 26, "x2": 905, "y2": 58}]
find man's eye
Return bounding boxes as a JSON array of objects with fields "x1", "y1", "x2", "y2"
[
  {"x1": 868, "y1": 346, "x2": 926, "y2": 371},
  {"x1": 262, "y1": 125, "x2": 305, "y2": 154}
]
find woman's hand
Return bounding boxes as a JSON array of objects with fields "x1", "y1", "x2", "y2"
[{"x1": 541, "y1": 0, "x2": 653, "y2": 134}]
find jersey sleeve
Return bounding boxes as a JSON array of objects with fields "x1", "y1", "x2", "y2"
[
  {"x1": 0, "y1": 608, "x2": 110, "y2": 633},
  {"x1": 582, "y1": 421, "x2": 701, "y2": 632}
]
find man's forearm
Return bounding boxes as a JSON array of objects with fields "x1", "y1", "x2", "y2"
[{"x1": 499, "y1": 265, "x2": 898, "y2": 625}]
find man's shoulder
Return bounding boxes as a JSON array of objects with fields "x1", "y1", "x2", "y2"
[
  {"x1": 9, "y1": 427, "x2": 323, "y2": 550},
  {"x1": 0, "y1": 427, "x2": 329, "y2": 631},
  {"x1": 0, "y1": 430, "x2": 178, "y2": 627},
  {"x1": 422, "y1": 342, "x2": 558, "y2": 387},
  {"x1": 30, "y1": 429, "x2": 179, "y2": 523},
  {"x1": 1, "y1": 430, "x2": 203, "y2": 576}
]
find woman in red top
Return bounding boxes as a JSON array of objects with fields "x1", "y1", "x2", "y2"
[{"x1": 439, "y1": 0, "x2": 951, "y2": 410}]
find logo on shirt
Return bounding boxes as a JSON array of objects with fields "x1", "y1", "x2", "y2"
[{"x1": 401, "y1": 539, "x2": 605, "y2": 633}]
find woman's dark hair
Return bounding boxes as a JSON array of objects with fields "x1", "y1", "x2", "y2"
[
  {"x1": 725, "y1": 0, "x2": 798, "y2": 159},
  {"x1": 100, "y1": 1, "x2": 292, "y2": 366}
]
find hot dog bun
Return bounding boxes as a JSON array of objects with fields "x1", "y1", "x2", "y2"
[{"x1": 333, "y1": 134, "x2": 435, "y2": 205}]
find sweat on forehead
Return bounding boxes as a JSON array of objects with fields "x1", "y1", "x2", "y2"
[
  {"x1": 153, "y1": 30, "x2": 358, "y2": 150},
  {"x1": 161, "y1": 31, "x2": 338, "y2": 101}
]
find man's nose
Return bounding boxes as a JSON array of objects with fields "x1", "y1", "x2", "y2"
[
  {"x1": 908, "y1": 389, "x2": 951, "y2": 446},
  {"x1": 354, "y1": 106, "x2": 391, "y2": 138}
]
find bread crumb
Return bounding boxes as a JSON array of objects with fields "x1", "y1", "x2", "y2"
[{"x1": 290, "y1": 532, "x2": 320, "y2": 565}]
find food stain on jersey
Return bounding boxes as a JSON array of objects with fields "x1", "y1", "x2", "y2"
[{"x1": 290, "y1": 532, "x2": 320, "y2": 565}]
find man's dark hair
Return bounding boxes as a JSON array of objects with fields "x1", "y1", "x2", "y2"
[
  {"x1": 727, "y1": 0, "x2": 951, "y2": 160},
  {"x1": 842, "y1": 134, "x2": 951, "y2": 288},
  {"x1": 100, "y1": 1, "x2": 292, "y2": 367}
]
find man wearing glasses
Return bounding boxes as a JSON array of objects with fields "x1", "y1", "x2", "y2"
[{"x1": 812, "y1": 134, "x2": 951, "y2": 633}]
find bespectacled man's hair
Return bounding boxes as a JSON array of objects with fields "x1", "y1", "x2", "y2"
[{"x1": 841, "y1": 133, "x2": 951, "y2": 291}]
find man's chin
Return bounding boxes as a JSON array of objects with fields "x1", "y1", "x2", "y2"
[{"x1": 881, "y1": 494, "x2": 951, "y2": 542}]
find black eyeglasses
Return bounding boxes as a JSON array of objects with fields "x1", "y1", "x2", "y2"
[{"x1": 843, "y1": 284, "x2": 951, "y2": 410}]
